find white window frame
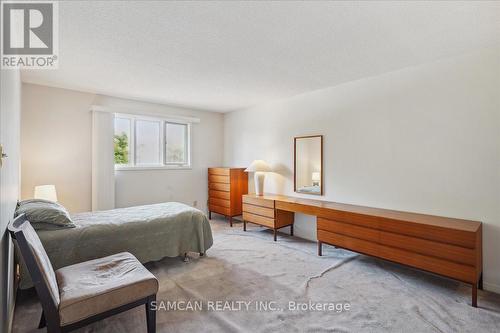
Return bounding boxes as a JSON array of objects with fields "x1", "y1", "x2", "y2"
[{"x1": 114, "y1": 113, "x2": 192, "y2": 170}]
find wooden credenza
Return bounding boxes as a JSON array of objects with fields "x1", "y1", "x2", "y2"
[
  {"x1": 208, "y1": 168, "x2": 248, "y2": 226},
  {"x1": 242, "y1": 193, "x2": 483, "y2": 307}
]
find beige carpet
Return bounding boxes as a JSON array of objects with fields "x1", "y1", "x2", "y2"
[{"x1": 13, "y1": 217, "x2": 500, "y2": 333}]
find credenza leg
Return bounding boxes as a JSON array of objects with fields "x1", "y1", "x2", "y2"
[
  {"x1": 273, "y1": 229, "x2": 277, "y2": 242},
  {"x1": 208, "y1": 211, "x2": 211, "y2": 219},
  {"x1": 229, "y1": 216, "x2": 233, "y2": 227},
  {"x1": 478, "y1": 273, "x2": 483, "y2": 290},
  {"x1": 472, "y1": 284, "x2": 478, "y2": 307},
  {"x1": 243, "y1": 220, "x2": 246, "y2": 231},
  {"x1": 318, "y1": 241, "x2": 322, "y2": 256},
  {"x1": 290, "y1": 224, "x2": 294, "y2": 236}
]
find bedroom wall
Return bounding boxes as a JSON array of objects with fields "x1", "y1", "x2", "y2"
[
  {"x1": 21, "y1": 84, "x2": 95, "y2": 212},
  {"x1": 21, "y1": 84, "x2": 224, "y2": 213},
  {"x1": 0, "y1": 69, "x2": 21, "y2": 333},
  {"x1": 224, "y1": 48, "x2": 500, "y2": 293}
]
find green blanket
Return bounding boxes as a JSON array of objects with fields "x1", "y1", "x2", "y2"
[{"x1": 18, "y1": 202, "x2": 213, "y2": 289}]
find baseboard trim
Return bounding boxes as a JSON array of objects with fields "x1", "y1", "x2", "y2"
[{"x1": 483, "y1": 282, "x2": 500, "y2": 295}]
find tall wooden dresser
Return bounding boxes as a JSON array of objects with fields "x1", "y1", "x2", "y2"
[{"x1": 208, "y1": 168, "x2": 248, "y2": 226}]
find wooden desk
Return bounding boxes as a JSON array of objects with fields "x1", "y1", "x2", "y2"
[{"x1": 242, "y1": 193, "x2": 483, "y2": 307}]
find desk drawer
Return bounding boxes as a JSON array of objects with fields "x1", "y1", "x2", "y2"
[
  {"x1": 317, "y1": 218, "x2": 475, "y2": 266},
  {"x1": 243, "y1": 203, "x2": 275, "y2": 218},
  {"x1": 317, "y1": 211, "x2": 476, "y2": 249},
  {"x1": 243, "y1": 212, "x2": 275, "y2": 228},
  {"x1": 318, "y1": 229, "x2": 475, "y2": 283},
  {"x1": 243, "y1": 196, "x2": 274, "y2": 208}
]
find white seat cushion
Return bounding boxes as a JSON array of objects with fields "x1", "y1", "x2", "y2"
[{"x1": 56, "y1": 252, "x2": 158, "y2": 326}]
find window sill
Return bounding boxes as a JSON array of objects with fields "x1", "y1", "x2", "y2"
[{"x1": 115, "y1": 165, "x2": 192, "y2": 171}]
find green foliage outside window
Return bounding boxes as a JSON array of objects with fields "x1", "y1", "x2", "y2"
[{"x1": 114, "y1": 133, "x2": 129, "y2": 164}]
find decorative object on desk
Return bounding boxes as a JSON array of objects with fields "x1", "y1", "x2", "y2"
[
  {"x1": 294, "y1": 135, "x2": 323, "y2": 195},
  {"x1": 245, "y1": 160, "x2": 271, "y2": 196},
  {"x1": 34, "y1": 184, "x2": 58, "y2": 202}
]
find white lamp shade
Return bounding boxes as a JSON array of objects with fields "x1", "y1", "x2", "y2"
[
  {"x1": 34, "y1": 185, "x2": 58, "y2": 202},
  {"x1": 312, "y1": 172, "x2": 321, "y2": 182},
  {"x1": 245, "y1": 160, "x2": 271, "y2": 173}
]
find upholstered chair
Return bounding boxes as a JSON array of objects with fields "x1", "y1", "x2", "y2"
[{"x1": 9, "y1": 214, "x2": 159, "y2": 333}]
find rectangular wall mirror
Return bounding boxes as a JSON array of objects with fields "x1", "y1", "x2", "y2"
[{"x1": 294, "y1": 135, "x2": 323, "y2": 195}]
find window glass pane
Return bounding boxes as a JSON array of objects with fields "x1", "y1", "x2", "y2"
[
  {"x1": 135, "y1": 120, "x2": 160, "y2": 165},
  {"x1": 114, "y1": 117, "x2": 130, "y2": 165},
  {"x1": 165, "y1": 123, "x2": 187, "y2": 164}
]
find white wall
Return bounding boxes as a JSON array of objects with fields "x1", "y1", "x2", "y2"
[
  {"x1": 224, "y1": 48, "x2": 500, "y2": 292},
  {"x1": 0, "y1": 69, "x2": 21, "y2": 333},
  {"x1": 21, "y1": 84, "x2": 95, "y2": 212},
  {"x1": 21, "y1": 84, "x2": 224, "y2": 213}
]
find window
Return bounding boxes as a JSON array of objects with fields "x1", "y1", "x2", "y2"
[
  {"x1": 114, "y1": 114, "x2": 191, "y2": 169},
  {"x1": 135, "y1": 120, "x2": 161, "y2": 165},
  {"x1": 165, "y1": 122, "x2": 188, "y2": 164}
]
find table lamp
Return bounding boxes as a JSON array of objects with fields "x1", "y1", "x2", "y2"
[
  {"x1": 34, "y1": 185, "x2": 58, "y2": 202},
  {"x1": 245, "y1": 160, "x2": 271, "y2": 196}
]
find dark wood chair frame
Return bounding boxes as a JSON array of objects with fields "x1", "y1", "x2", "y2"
[{"x1": 9, "y1": 214, "x2": 157, "y2": 333}]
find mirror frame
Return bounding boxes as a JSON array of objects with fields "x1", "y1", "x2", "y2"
[{"x1": 294, "y1": 135, "x2": 323, "y2": 196}]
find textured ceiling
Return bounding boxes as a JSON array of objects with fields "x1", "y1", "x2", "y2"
[{"x1": 21, "y1": 1, "x2": 500, "y2": 112}]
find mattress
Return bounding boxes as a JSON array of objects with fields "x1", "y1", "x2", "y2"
[{"x1": 17, "y1": 202, "x2": 213, "y2": 289}]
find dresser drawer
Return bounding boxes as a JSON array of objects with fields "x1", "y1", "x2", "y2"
[
  {"x1": 317, "y1": 208, "x2": 476, "y2": 248},
  {"x1": 317, "y1": 229, "x2": 475, "y2": 283},
  {"x1": 243, "y1": 203, "x2": 274, "y2": 218},
  {"x1": 208, "y1": 168, "x2": 230, "y2": 176},
  {"x1": 243, "y1": 196, "x2": 274, "y2": 208},
  {"x1": 210, "y1": 204, "x2": 230, "y2": 216},
  {"x1": 210, "y1": 198, "x2": 230, "y2": 208},
  {"x1": 209, "y1": 182, "x2": 230, "y2": 192},
  {"x1": 209, "y1": 175, "x2": 230, "y2": 184},
  {"x1": 209, "y1": 190, "x2": 230, "y2": 200},
  {"x1": 243, "y1": 212, "x2": 275, "y2": 228},
  {"x1": 318, "y1": 217, "x2": 476, "y2": 266}
]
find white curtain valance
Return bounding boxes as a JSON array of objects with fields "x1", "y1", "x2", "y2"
[{"x1": 89, "y1": 105, "x2": 201, "y2": 124}]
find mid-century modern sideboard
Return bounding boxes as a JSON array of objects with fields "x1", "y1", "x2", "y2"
[{"x1": 242, "y1": 193, "x2": 483, "y2": 307}]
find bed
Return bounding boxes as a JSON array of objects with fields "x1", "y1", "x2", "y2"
[{"x1": 17, "y1": 202, "x2": 213, "y2": 289}]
